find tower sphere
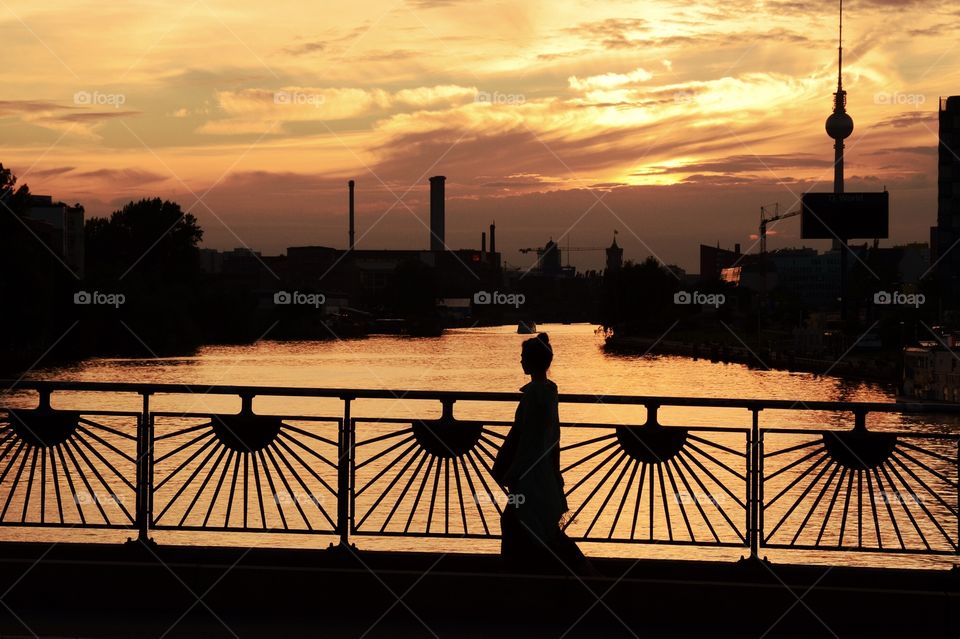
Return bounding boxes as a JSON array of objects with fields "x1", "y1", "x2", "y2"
[{"x1": 826, "y1": 111, "x2": 854, "y2": 140}]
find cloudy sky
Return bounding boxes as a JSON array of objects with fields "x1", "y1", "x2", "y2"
[{"x1": 2, "y1": 0, "x2": 958, "y2": 271}]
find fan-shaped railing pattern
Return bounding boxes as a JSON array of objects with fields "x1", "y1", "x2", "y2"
[
  {"x1": 1, "y1": 382, "x2": 959, "y2": 564},
  {"x1": 0, "y1": 407, "x2": 138, "y2": 528},
  {"x1": 560, "y1": 423, "x2": 748, "y2": 546},
  {"x1": 351, "y1": 412, "x2": 749, "y2": 546},
  {"x1": 762, "y1": 428, "x2": 958, "y2": 554},
  {"x1": 151, "y1": 411, "x2": 340, "y2": 534},
  {"x1": 351, "y1": 417, "x2": 508, "y2": 538}
]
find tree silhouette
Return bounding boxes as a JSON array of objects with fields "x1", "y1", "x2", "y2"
[
  {"x1": 601, "y1": 257, "x2": 682, "y2": 335},
  {"x1": 83, "y1": 198, "x2": 204, "y2": 355},
  {"x1": 85, "y1": 198, "x2": 203, "y2": 284}
]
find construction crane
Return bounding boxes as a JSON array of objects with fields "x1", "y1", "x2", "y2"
[
  {"x1": 518, "y1": 245, "x2": 606, "y2": 255},
  {"x1": 759, "y1": 203, "x2": 801, "y2": 256},
  {"x1": 519, "y1": 237, "x2": 607, "y2": 267}
]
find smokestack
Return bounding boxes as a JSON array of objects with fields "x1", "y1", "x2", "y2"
[
  {"x1": 348, "y1": 180, "x2": 356, "y2": 250},
  {"x1": 489, "y1": 222, "x2": 496, "y2": 255},
  {"x1": 481, "y1": 231, "x2": 487, "y2": 254},
  {"x1": 429, "y1": 176, "x2": 446, "y2": 251}
]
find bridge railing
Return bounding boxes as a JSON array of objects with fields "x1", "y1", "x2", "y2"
[{"x1": 1, "y1": 380, "x2": 959, "y2": 562}]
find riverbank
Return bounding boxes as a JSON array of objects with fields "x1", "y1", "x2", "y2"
[{"x1": 604, "y1": 334, "x2": 899, "y2": 384}]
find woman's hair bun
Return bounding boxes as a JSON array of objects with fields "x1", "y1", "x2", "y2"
[{"x1": 522, "y1": 332, "x2": 554, "y2": 373}]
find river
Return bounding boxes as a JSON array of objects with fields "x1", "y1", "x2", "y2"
[{"x1": 2, "y1": 324, "x2": 956, "y2": 570}]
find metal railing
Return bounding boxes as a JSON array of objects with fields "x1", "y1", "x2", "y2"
[{"x1": 1, "y1": 380, "x2": 959, "y2": 561}]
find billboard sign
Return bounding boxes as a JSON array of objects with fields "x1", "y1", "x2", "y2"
[{"x1": 801, "y1": 192, "x2": 889, "y2": 240}]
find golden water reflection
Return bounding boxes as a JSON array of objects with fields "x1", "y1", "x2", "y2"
[{"x1": 2, "y1": 324, "x2": 957, "y2": 570}]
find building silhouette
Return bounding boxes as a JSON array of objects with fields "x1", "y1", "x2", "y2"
[
  {"x1": 605, "y1": 234, "x2": 623, "y2": 274},
  {"x1": 429, "y1": 176, "x2": 445, "y2": 251},
  {"x1": 282, "y1": 177, "x2": 501, "y2": 313},
  {"x1": 539, "y1": 240, "x2": 562, "y2": 277},
  {"x1": 931, "y1": 96, "x2": 960, "y2": 312},
  {"x1": 21, "y1": 194, "x2": 85, "y2": 277},
  {"x1": 768, "y1": 248, "x2": 843, "y2": 309},
  {"x1": 699, "y1": 243, "x2": 742, "y2": 281}
]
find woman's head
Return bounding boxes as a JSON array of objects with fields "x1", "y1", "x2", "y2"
[{"x1": 521, "y1": 333, "x2": 553, "y2": 376}]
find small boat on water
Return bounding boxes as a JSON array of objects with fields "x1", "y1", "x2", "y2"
[{"x1": 517, "y1": 321, "x2": 537, "y2": 334}]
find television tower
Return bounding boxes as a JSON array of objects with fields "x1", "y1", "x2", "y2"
[
  {"x1": 825, "y1": 0, "x2": 854, "y2": 194},
  {"x1": 824, "y1": 0, "x2": 855, "y2": 320}
]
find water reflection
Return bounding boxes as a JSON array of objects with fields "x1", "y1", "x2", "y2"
[
  {"x1": 2, "y1": 324, "x2": 957, "y2": 570},
  {"x1": 9, "y1": 323, "x2": 896, "y2": 414}
]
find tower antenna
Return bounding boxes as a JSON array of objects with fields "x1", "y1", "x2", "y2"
[{"x1": 838, "y1": 0, "x2": 844, "y2": 95}]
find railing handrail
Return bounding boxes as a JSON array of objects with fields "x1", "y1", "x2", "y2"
[{"x1": 4, "y1": 379, "x2": 960, "y2": 414}]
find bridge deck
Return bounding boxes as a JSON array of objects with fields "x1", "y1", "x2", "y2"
[{"x1": 0, "y1": 541, "x2": 958, "y2": 638}]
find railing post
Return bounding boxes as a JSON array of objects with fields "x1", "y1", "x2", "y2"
[
  {"x1": 135, "y1": 391, "x2": 153, "y2": 544},
  {"x1": 853, "y1": 410, "x2": 867, "y2": 432},
  {"x1": 748, "y1": 406, "x2": 762, "y2": 560},
  {"x1": 239, "y1": 393, "x2": 254, "y2": 415},
  {"x1": 338, "y1": 396, "x2": 354, "y2": 547},
  {"x1": 645, "y1": 403, "x2": 659, "y2": 427},
  {"x1": 440, "y1": 398, "x2": 456, "y2": 422},
  {"x1": 37, "y1": 388, "x2": 52, "y2": 412}
]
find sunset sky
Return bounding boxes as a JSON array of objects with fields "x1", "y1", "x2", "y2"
[{"x1": 2, "y1": 0, "x2": 959, "y2": 271}]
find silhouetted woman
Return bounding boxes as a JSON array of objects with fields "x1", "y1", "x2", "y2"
[{"x1": 493, "y1": 333, "x2": 589, "y2": 573}]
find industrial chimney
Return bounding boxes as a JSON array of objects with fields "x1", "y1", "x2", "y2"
[
  {"x1": 429, "y1": 176, "x2": 446, "y2": 251},
  {"x1": 348, "y1": 180, "x2": 356, "y2": 250},
  {"x1": 481, "y1": 231, "x2": 487, "y2": 254},
  {"x1": 489, "y1": 222, "x2": 496, "y2": 256}
]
